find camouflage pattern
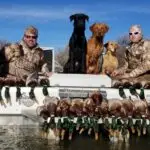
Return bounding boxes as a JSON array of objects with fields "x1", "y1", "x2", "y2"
[
  {"x1": 4, "y1": 40, "x2": 49, "y2": 85},
  {"x1": 24, "y1": 26, "x2": 38, "y2": 36},
  {"x1": 117, "y1": 39, "x2": 150, "y2": 78},
  {"x1": 19, "y1": 40, "x2": 49, "y2": 74}
]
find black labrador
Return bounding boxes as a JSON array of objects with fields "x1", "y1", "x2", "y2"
[{"x1": 63, "y1": 13, "x2": 89, "y2": 73}]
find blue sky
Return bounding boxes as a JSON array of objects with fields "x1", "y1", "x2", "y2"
[{"x1": 0, "y1": 0, "x2": 150, "y2": 50}]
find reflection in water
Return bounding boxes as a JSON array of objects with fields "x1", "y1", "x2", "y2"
[
  {"x1": 0, "y1": 125, "x2": 150, "y2": 150},
  {"x1": 109, "y1": 141, "x2": 129, "y2": 150}
]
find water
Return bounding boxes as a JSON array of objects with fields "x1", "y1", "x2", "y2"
[{"x1": 0, "y1": 125, "x2": 150, "y2": 150}]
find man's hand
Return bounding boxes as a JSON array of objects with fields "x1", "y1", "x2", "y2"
[
  {"x1": 111, "y1": 69, "x2": 122, "y2": 77},
  {"x1": 117, "y1": 73, "x2": 130, "y2": 80},
  {"x1": 45, "y1": 72, "x2": 53, "y2": 77}
]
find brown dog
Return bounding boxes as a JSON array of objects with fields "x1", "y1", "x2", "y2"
[
  {"x1": 86, "y1": 23, "x2": 109, "y2": 74},
  {"x1": 102, "y1": 41, "x2": 119, "y2": 75}
]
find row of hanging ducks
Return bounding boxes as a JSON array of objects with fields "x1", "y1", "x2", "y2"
[
  {"x1": 0, "y1": 86, "x2": 38, "y2": 107},
  {"x1": 37, "y1": 91, "x2": 150, "y2": 142}
]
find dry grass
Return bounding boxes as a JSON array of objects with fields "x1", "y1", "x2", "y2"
[
  {"x1": 55, "y1": 46, "x2": 69, "y2": 67},
  {"x1": 0, "y1": 40, "x2": 10, "y2": 50},
  {"x1": 116, "y1": 46, "x2": 126, "y2": 68}
]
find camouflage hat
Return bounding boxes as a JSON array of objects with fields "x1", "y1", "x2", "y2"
[{"x1": 24, "y1": 26, "x2": 38, "y2": 36}]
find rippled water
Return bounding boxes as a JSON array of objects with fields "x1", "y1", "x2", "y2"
[{"x1": 0, "y1": 125, "x2": 150, "y2": 150}]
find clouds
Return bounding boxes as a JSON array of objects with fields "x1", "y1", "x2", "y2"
[
  {"x1": 0, "y1": 4, "x2": 90, "y2": 21},
  {"x1": 0, "y1": 2, "x2": 150, "y2": 16},
  {"x1": 123, "y1": 6, "x2": 150, "y2": 14},
  {"x1": 0, "y1": 3, "x2": 149, "y2": 21},
  {"x1": 0, "y1": 2, "x2": 149, "y2": 24},
  {"x1": 0, "y1": 6, "x2": 69, "y2": 20}
]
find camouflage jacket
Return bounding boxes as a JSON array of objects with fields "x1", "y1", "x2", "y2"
[
  {"x1": 19, "y1": 40, "x2": 49, "y2": 74},
  {"x1": 117, "y1": 39, "x2": 150, "y2": 78}
]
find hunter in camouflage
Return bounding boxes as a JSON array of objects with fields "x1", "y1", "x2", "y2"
[
  {"x1": 3, "y1": 26, "x2": 50, "y2": 86},
  {"x1": 112, "y1": 25, "x2": 150, "y2": 86}
]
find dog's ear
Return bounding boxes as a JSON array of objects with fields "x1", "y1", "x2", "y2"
[
  {"x1": 103, "y1": 24, "x2": 109, "y2": 33},
  {"x1": 104, "y1": 42, "x2": 109, "y2": 48},
  {"x1": 70, "y1": 14, "x2": 76, "y2": 22},
  {"x1": 84, "y1": 15, "x2": 89, "y2": 21},
  {"x1": 90, "y1": 23, "x2": 96, "y2": 32}
]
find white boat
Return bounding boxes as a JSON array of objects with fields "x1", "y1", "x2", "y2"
[{"x1": 0, "y1": 73, "x2": 150, "y2": 125}]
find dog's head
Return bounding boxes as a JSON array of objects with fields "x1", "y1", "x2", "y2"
[
  {"x1": 90, "y1": 23, "x2": 109, "y2": 37},
  {"x1": 70, "y1": 13, "x2": 89, "y2": 30},
  {"x1": 104, "y1": 41, "x2": 119, "y2": 53},
  {"x1": 4, "y1": 43, "x2": 22, "y2": 61}
]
